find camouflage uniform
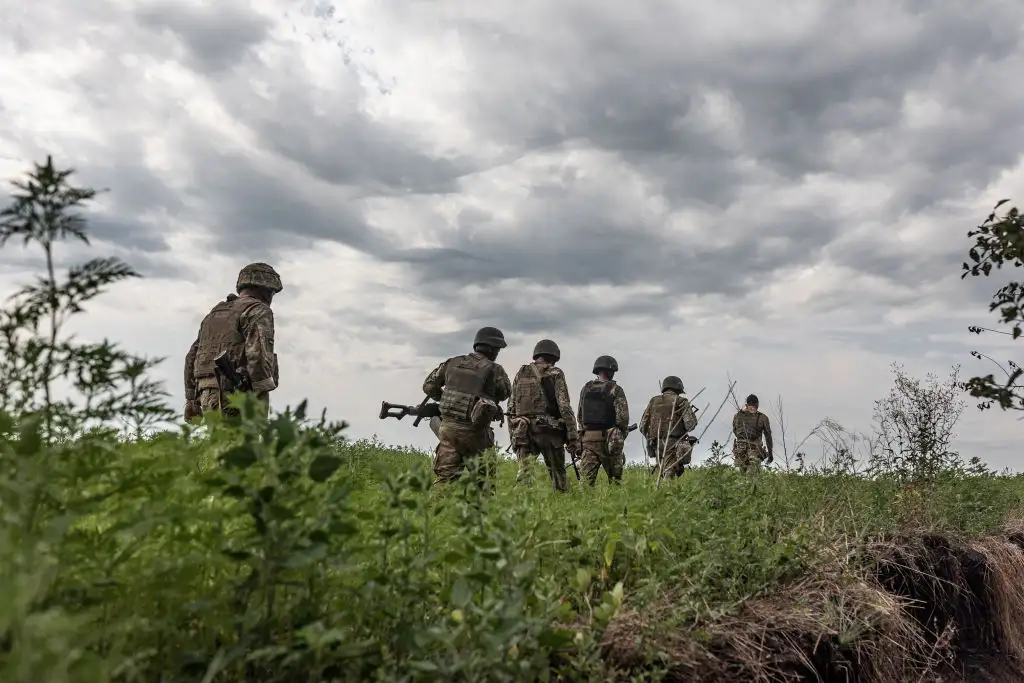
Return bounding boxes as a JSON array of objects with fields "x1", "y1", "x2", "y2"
[
  {"x1": 184, "y1": 263, "x2": 282, "y2": 421},
  {"x1": 577, "y1": 355, "x2": 630, "y2": 486},
  {"x1": 422, "y1": 327, "x2": 512, "y2": 490},
  {"x1": 732, "y1": 394, "x2": 773, "y2": 473},
  {"x1": 508, "y1": 339, "x2": 580, "y2": 492},
  {"x1": 640, "y1": 376, "x2": 698, "y2": 478}
]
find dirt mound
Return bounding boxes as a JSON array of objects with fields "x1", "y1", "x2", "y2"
[{"x1": 601, "y1": 526, "x2": 1024, "y2": 682}]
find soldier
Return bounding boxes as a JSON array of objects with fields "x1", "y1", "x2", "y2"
[
  {"x1": 577, "y1": 355, "x2": 630, "y2": 486},
  {"x1": 508, "y1": 339, "x2": 581, "y2": 492},
  {"x1": 184, "y1": 263, "x2": 282, "y2": 421},
  {"x1": 732, "y1": 393, "x2": 773, "y2": 473},
  {"x1": 640, "y1": 375, "x2": 698, "y2": 478},
  {"x1": 422, "y1": 326, "x2": 512, "y2": 490}
]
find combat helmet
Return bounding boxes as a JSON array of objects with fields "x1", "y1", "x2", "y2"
[
  {"x1": 532, "y1": 339, "x2": 560, "y2": 361},
  {"x1": 746, "y1": 394, "x2": 759, "y2": 406},
  {"x1": 661, "y1": 375, "x2": 684, "y2": 393},
  {"x1": 592, "y1": 355, "x2": 618, "y2": 374},
  {"x1": 237, "y1": 262, "x2": 283, "y2": 294},
  {"x1": 473, "y1": 326, "x2": 507, "y2": 349}
]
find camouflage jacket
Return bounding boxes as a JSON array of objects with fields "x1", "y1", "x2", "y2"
[
  {"x1": 508, "y1": 360, "x2": 579, "y2": 442},
  {"x1": 184, "y1": 293, "x2": 278, "y2": 401}
]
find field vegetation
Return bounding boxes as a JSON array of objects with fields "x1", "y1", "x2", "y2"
[{"x1": 4, "y1": 157, "x2": 1024, "y2": 682}]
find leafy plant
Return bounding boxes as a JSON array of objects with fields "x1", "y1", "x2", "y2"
[{"x1": 963, "y1": 199, "x2": 1024, "y2": 411}]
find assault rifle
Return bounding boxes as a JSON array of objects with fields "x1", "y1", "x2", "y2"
[{"x1": 213, "y1": 351, "x2": 251, "y2": 392}]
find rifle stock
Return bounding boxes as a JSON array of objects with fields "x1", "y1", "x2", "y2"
[
  {"x1": 213, "y1": 351, "x2": 250, "y2": 391},
  {"x1": 378, "y1": 399, "x2": 441, "y2": 424}
]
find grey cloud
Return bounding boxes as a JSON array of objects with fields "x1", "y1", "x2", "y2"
[{"x1": 134, "y1": 1, "x2": 272, "y2": 73}]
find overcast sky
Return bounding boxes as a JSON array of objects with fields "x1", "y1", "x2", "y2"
[{"x1": 2, "y1": 1, "x2": 1023, "y2": 469}]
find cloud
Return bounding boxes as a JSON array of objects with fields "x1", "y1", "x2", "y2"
[{"x1": 2, "y1": 0, "x2": 1024, "y2": 469}]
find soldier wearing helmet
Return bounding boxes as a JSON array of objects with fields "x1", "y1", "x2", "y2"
[
  {"x1": 183, "y1": 263, "x2": 282, "y2": 421},
  {"x1": 576, "y1": 355, "x2": 630, "y2": 486},
  {"x1": 732, "y1": 393, "x2": 773, "y2": 473},
  {"x1": 508, "y1": 339, "x2": 580, "y2": 492},
  {"x1": 639, "y1": 376, "x2": 699, "y2": 479},
  {"x1": 421, "y1": 326, "x2": 512, "y2": 490}
]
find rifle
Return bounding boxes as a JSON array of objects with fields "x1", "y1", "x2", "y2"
[
  {"x1": 378, "y1": 399, "x2": 441, "y2": 424},
  {"x1": 213, "y1": 351, "x2": 251, "y2": 392}
]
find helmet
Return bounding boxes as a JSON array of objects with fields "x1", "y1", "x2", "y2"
[
  {"x1": 237, "y1": 262, "x2": 283, "y2": 293},
  {"x1": 592, "y1": 355, "x2": 618, "y2": 373},
  {"x1": 532, "y1": 339, "x2": 560, "y2": 361},
  {"x1": 746, "y1": 394, "x2": 759, "y2": 406},
  {"x1": 661, "y1": 375, "x2": 684, "y2": 393},
  {"x1": 473, "y1": 326, "x2": 507, "y2": 349}
]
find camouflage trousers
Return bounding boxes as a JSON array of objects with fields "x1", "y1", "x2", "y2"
[
  {"x1": 579, "y1": 428, "x2": 624, "y2": 486},
  {"x1": 650, "y1": 437, "x2": 692, "y2": 478},
  {"x1": 197, "y1": 388, "x2": 269, "y2": 419},
  {"x1": 733, "y1": 440, "x2": 765, "y2": 474},
  {"x1": 513, "y1": 421, "x2": 570, "y2": 492},
  {"x1": 433, "y1": 420, "x2": 496, "y2": 491}
]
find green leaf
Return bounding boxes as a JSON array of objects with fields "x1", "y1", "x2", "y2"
[
  {"x1": 604, "y1": 539, "x2": 618, "y2": 567},
  {"x1": 538, "y1": 628, "x2": 575, "y2": 649},
  {"x1": 308, "y1": 454, "x2": 343, "y2": 482},
  {"x1": 450, "y1": 577, "x2": 471, "y2": 608},
  {"x1": 220, "y1": 445, "x2": 257, "y2": 469}
]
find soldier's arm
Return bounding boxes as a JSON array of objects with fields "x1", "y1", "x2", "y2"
[
  {"x1": 614, "y1": 386, "x2": 629, "y2": 432},
  {"x1": 761, "y1": 414, "x2": 773, "y2": 454},
  {"x1": 184, "y1": 336, "x2": 199, "y2": 402},
  {"x1": 422, "y1": 360, "x2": 448, "y2": 400},
  {"x1": 732, "y1": 410, "x2": 741, "y2": 437},
  {"x1": 552, "y1": 369, "x2": 578, "y2": 442},
  {"x1": 493, "y1": 364, "x2": 512, "y2": 403},
  {"x1": 577, "y1": 385, "x2": 585, "y2": 427},
  {"x1": 639, "y1": 399, "x2": 652, "y2": 436},
  {"x1": 507, "y1": 369, "x2": 520, "y2": 418},
  {"x1": 240, "y1": 305, "x2": 277, "y2": 394}
]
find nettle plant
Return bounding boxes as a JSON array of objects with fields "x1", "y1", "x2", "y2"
[{"x1": 0, "y1": 155, "x2": 174, "y2": 441}]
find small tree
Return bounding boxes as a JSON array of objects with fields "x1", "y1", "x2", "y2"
[
  {"x1": 0, "y1": 155, "x2": 174, "y2": 440},
  {"x1": 869, "y1": 363, "x2": 966, "y2": 480},
  {"x1": 962, "y1": 199, "x2": 1024, "y2": 412}
]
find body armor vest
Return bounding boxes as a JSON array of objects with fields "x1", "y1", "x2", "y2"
[
  {"x1": 193, "y1": 294, "x2": 265, "y2": 382},
  {"x1": 580, "y1": 380, "x2": 617, "y2": 429},
  {"x1": 513, "y1": 363, "x2": 559, "y2": 417},
  {"x1": 649, "y1": 392, "x2": 697, "y2": 438},
  {"x1": 734, "y1": 410, "x2": 763, "y2": 442},
  {"x1": 440, "y1": 353, "x2": 495, "y2": 423}
]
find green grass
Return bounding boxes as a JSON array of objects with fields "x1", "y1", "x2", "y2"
[{"x1": 4, "y1": 405, "x2": 1024, "y2": 683}]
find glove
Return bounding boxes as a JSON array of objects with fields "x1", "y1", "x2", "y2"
[
  {"x1": 568, "y1": 440, "x2": 582, "y2": 457},
  {"x1": 765, "y1": 452, "x2": 773, "y2": 465},
  {"x1": 184, "y1": 400, "x2": 200, "y2": 421}
]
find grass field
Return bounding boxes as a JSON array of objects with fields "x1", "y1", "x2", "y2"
[{"x1": 5, "y1": 400, "x2": 1024, "y2": 683}]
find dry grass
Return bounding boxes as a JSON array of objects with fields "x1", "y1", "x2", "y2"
[{"x1": 601, "y1": 524, "x2": 1024, "y2": 682}]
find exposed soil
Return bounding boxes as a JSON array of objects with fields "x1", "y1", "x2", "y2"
[{"x1": 600, "y1": 524, "x2": 1024, "y2": 682}]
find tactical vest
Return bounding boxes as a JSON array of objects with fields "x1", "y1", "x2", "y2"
[
  {"x1": 513, "y1": 363, "x2": 559, "y2": 417},
  {"x1": 649, "y1": 392, "x2": 697, "y2": 437},
  {"x1": 580, "y1": 380, "x2": 617, "y2": 429},
  {"x1": 440, "y1": 353, "x2": 495, "y2": 423},
  {"x1": 734, "y1": 410, "x2": 763, "y2": 442},
  {"x1": 193, "y1": 294, "x2": 266, "y2": 382}
]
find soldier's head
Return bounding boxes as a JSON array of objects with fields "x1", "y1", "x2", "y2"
[
  {"x1": 661, "y1": 375, "x2": 684, "y2": 394},
  {"x1": 472, "y1": 326, "x2": 507, "y2": 361},
  {"x1": 745, "y1": 394, "x2": 759, "y2": 412},
  {"x1": 532, "y1": 339, "x2": 560, "y2": 365},
  {"x1": 236, "y1": 262, "x2": 283, "y2": 305},
  {"x1": 593, "y1": 355, "x2": 618, "y2": 380}
]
